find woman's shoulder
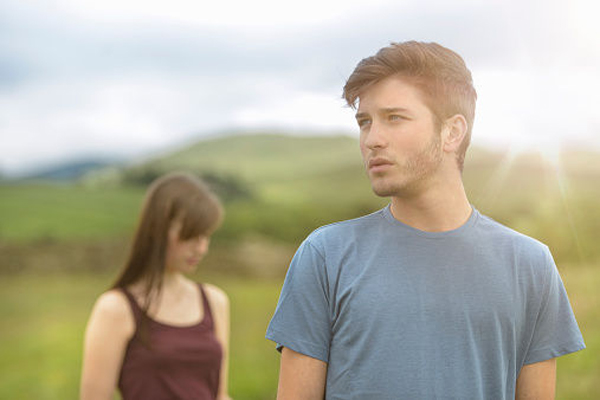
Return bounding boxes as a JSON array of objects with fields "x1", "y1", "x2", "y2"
[
  {"x1": 201, "y1": 283, "x2": 229, "y2": 311},
  {"x1": 91, "y1": 289, "x2": 135, "y2": 324},
  {"x1": 85, "y1": 289, "x2": 136, "y2": 340}
]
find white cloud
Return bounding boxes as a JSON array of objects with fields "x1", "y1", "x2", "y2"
[
  {"x1": 474, "y1": 67, "x2": 600, "y2": 150},
  {"x1": 47, "y1": 0, "x2": 402, "y2": 29},
  {"x1": 1, "y1": 0, "x2": 599, "y2": 175},
  {"x1": 235, "y1": 91, "x2": 355, "y2": 131}
]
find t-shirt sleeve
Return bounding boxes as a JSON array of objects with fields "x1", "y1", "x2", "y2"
[
  {"x1": 265, "y1": 237, "x2": 331, "y2": 363},
  {"x1": 523, "y1": 247, "x2": 585, "y2": 364}
]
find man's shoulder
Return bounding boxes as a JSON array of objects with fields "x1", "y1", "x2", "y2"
[
  {"x1": 476, "y1": 211, "x2": 550, "y2": 258},
  {"x1": 304, "y1": 208, "x2": 386, "y2": 249},
  {"x1": 305, "y1": 207, "x2": 387, "y2": 245}
]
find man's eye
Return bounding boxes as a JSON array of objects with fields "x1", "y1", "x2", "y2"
[
  {"x1": 389, "y1": 115, "x2": 403, "y2": 121},
  {"x1": 357, "y1": 119, "x2": 371, "y2": 128}
]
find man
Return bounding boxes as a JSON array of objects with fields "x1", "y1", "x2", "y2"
[{"x1": 266, "y1": 41, "x2": 585, "y2": 399}]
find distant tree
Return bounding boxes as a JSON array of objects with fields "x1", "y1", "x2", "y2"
[
  {"x1": 121, "y1": 167, "x2": 164, "y2": 186},
  {"x1": 199, "y1": 171, "x2": 254, "y2": 202},
  {"x1": 121, "y1": 166, "x2": 253, "y2": 202}
]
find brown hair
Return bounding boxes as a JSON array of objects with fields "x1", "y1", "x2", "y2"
[
  {"x1": 112, "y1": 172, "x2": 223, "y2": 343},
  {"x1": 343, "y1": 41, "x2": 477, "y2": 171}
]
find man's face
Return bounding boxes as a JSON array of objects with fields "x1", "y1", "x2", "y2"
[{"x1": 356, "y1": 76, "x2": 444, "y2": 198}]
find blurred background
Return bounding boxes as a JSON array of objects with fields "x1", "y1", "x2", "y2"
[{"x1": 1, "y1": 0, "x2": 598, "y2": 399}]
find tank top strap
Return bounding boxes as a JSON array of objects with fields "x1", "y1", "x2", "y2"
[
  {"x1": 119, "y1": 287, "x2": 143, "y2": 329},
  {"x1": 198, "y1": 283, "x2": 215, "y2": 331}
]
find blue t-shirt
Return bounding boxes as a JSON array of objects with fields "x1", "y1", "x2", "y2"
[{"x1": 266, "y1": 206, "x2": 585, "y2": 399}]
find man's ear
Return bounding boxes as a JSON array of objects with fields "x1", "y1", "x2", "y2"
[{"x1": 442, "y1": 114, "x2": 468, "y2": 153}]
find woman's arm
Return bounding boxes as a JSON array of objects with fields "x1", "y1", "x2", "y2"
[
  {"x1": 205, "y1": 284, "x2": 232, "y2": 400},
  {"x1": 80, "y1": 290, "x2": 135, "y2": 400}
]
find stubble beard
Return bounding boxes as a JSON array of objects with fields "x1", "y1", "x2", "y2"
[{"x1": 369, "y1": 133, "x2": 444, "y2": 198}]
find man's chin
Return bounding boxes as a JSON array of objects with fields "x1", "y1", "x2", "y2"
[{"x1": 370, "y1": 183, "x2": 398, "y2": 198}]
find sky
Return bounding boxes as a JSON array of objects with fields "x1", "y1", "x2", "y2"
[{"x1": 1, "y1": 0, "x2": 599, "y2": 176}]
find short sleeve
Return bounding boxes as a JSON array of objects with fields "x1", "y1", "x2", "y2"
[
  {"x1": 265, "y1": 237, "x2": 331, "y2": 363},
  {"x1": 524, "y1": 247, "x2": 585, "y2": 364}
]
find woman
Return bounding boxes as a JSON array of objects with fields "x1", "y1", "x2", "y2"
[{"x1": 80, "y1": 172, "x2": 231, "y2": 400}]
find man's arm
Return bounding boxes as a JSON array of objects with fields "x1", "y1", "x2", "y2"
[
  {"x1": 277, "y1": 347, "x2": 328, "y2": 400},
  {"x1": 515, "y1": 358, "x2": 556, "y2": 400}
]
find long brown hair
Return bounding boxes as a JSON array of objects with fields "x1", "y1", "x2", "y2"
[{"x1": 112, "y1": 172, "x2": 223, "y2": 343}]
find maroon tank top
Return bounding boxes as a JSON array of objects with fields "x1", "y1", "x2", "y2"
[{"x1": 118, "y1": 284, "x2": 222, "y2": 400}]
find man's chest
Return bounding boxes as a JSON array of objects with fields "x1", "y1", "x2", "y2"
[{"x1": 328, "y1": 249, "x2": 522, "y2": 347}]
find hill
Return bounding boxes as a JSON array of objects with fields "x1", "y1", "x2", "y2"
[
  {"x1": 5, "y1": 159, "x2": 119, "y2": 182},
  {"x1": 84, "y1": 133, "x2": 372, "y2": 205},
  {"x1": 1, "y1": 132, "x2": 599, "y2": 266},
  {"x1": 86, "y1": 132, "x2": 600, "y2": 264}
]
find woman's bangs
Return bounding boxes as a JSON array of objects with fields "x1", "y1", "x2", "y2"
[{"x1": 178, "y1": 198, "x2": 221, "y2": 240}]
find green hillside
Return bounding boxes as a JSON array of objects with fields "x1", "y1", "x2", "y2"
[
  {"x1": 2, "y1": 132, "x2": 600, "y2": 265},
  {"x1": 103, "y1": 133, "x2": 375, "y2": 207},
  {"x1": 156, "y1": 133, "x2": 363, "y2": 184},
  {"x1": 1, "y1": 133, "x2": 598, "y2": 399}
]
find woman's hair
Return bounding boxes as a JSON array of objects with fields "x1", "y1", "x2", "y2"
[
  {"x1": 343, "y1": 41, "x2": 477, "y2": 171},
  {"x1": 112, "y1": 172, "x2": 223, "y2": 343}
]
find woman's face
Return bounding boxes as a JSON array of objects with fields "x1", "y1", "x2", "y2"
[{"x1": 165, "y1": 219, "x2": 210, "y2": 274}]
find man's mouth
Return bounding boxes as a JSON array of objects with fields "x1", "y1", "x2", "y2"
[{"x1": 368, "y1": 157, "x2": 394, "y2": 172}]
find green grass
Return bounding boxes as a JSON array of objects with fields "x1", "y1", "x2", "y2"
[
  {"x1": 155, "y1": 133, "x2": 363, "y2": 186},
  {"x1": 220, "y1": 277, "x2": 282, "y2": 398},
  {"x1": 0, "y1": 270, "x2": 282, "y2": 400},
  {"x1": 0, "y1": 264, "x2": 597, "y2": 399},
  {"x1": 1, "y1": 134, "x2": 599, "y2": 398},
  {"x1": 2, "y1": 135, "x2": 600, "y2": 264},
  {"x1": 0, "y1": 184, "x2": 144, "y2": 243},
  {"x1": 0, "y1": 272, "x2": 100, "y2": 399},
  {"x1": 555, "y1": 264, "x2": 600, "y2": 399}
]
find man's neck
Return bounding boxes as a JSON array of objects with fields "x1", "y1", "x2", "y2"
[{"x1": 389, "y1": 178, "x2": 472, "y2": 233}]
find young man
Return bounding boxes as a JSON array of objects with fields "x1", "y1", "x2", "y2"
[{"x1": 266, "y1": 41, "x2": 585, "y2": 399}]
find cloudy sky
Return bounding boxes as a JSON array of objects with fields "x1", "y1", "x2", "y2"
[{"x1": 1, "y1": 0, "x2": 598, "y2": 176}]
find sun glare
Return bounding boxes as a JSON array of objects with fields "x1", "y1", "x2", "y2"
[
  {"x1": 539, "y1": 142, "x2": 587, "y2": 265},
  {"x1": 482, "y1": 137, "x2": 587, "y2": 264}
]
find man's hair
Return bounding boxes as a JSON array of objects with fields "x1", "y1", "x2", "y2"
[{"x1": 343, "y1": 41, "x2": 477, "y2": 171}]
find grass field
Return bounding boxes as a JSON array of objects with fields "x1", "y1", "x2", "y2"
[
  {"x1": 0, "y1": 184, "x2": 144, "y2": 243},
  {"x1": 1, "y1": 134, "x2": 599, "y2": 398},
  {"x1": 0, "y1": 264, "x2": 597, "y2": 399},
  {"x1": 0, "y1": 270, "x2": 282, "y2": 400},
  {"x1": 2, "y1": 134, "x2": 600, "y2": 264}
]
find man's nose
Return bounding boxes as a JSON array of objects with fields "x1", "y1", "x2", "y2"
[{"x1": 363, "y1": 121, "x2": 387, "y2": 149}]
